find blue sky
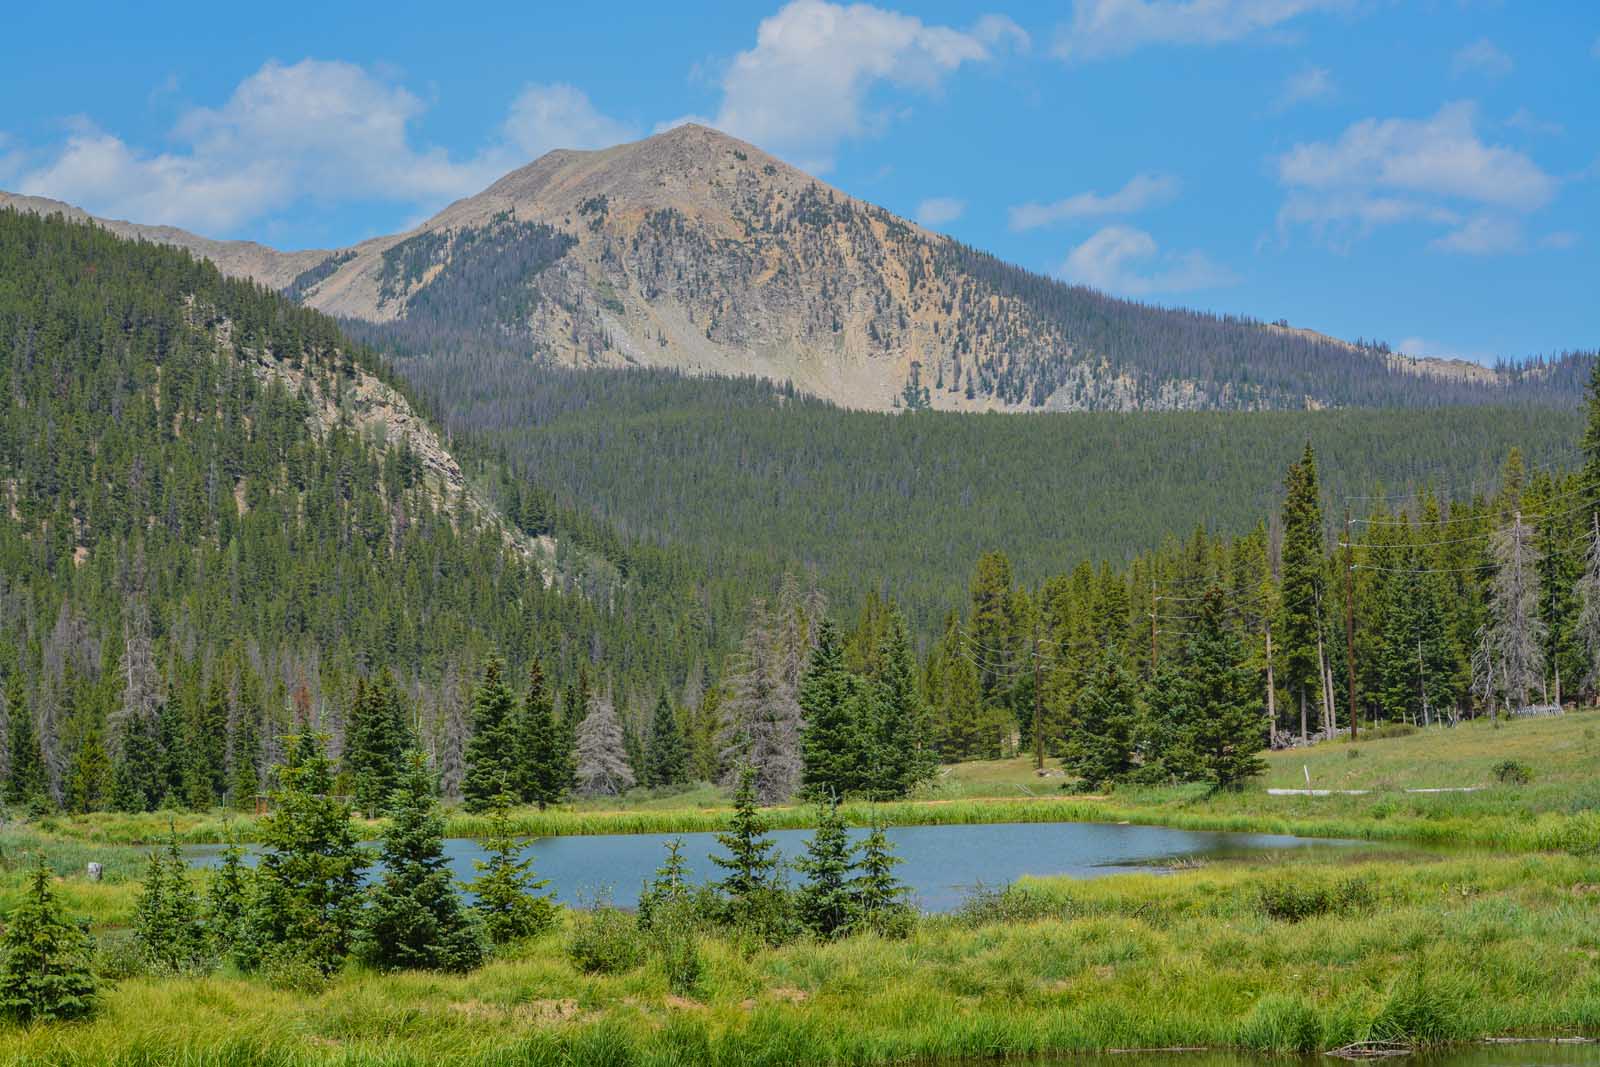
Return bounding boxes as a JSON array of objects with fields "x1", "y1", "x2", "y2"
[{"x1": 2, "y1": 1, "x2": 1595, "y2": 364}]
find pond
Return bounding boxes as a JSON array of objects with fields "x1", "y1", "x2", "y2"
[{"x1": 189, "y1": 819, "x2": 1362, "y2": 912}]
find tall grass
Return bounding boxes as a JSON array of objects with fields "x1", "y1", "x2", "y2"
[{"x1": 0, "y1": 851, "x2": 1595, "y2": 1063}]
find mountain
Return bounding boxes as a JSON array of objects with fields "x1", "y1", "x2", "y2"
[
  {"x1": 5, "y1": 126, "x2": 1590, "y2": 412},
  {"x1": 0, "y1": 208, "x2": 724, "y2": 805}
]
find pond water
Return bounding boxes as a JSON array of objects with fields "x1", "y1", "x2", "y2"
[
  {"x1": 1018, "y1": 1047, "x2": 1600, "y2": 1067},
  {"x1": 189, "y1": 819, "x2": 1361, "y2": 912}
]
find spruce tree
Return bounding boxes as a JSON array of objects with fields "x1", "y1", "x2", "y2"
[
  {"x1": 1278, "y1": 443, "x2": 1326, "y2": 741},
  {"x1": 207, "y1": 835, "x2": 252, "y2": 957},
  {"x1": 358, "y1": 751, "x2": 483, "y2": 972},
  {"x1": 1062, "y1": 648, "x2": 1138, "y2": 789},
  {"x1": 799, "y1": 618, "x2": 866, "y2": 799},
  {"x1": 876, "y1": 609, "x2": 935, "y2": 797},
  {"x1": 514, "y1": 660, "x2": 569, "y2": 808},
  {"x1": 1178, "y1": 588, "x2": 1268, "y2": 788},
  {"x1": 710, "y1": 767, "x2": 780, "y2": 927},
  {"x1": 851, "y1": 822, "x2": 912, "y2": 937},
  {"x1": 345, "y1": 670, "x2": 413, "y2": 818},
  {"x1": 467, "y1": 793, "x2": 554, "y2": 945},
  {"x1": 638, "y1": 837, "x2": 692, "y2": 932},
  {"x1": 643, "y1": 690, "x2": 688, "y2": 789},
  {"x1": 112, "y1": 710, "x2": 162, "y2": 812},
  {"x1": 0, "y1": 857, "x2": 97, "y2": 1024},
  {"x1": 4, "y1": 671, "x2": 48, "y2": 809},
  {"x1": 134, "y1": 832, "x2": 209, "y2": 973},
  {"x1": 65, "y1": 720, "x2": 112, "y2": 814},
  {"x1": 462, "y1": 659, "x2": 517, "y2": 813},
  {"x1": 794, "y1": 801, "x2": 856, "y2": 940},
  {"x1": 229, "y1": 672, "x2": 264, "y2": 811},
  {"x1": 242, "y1": 733, "x2": 368, "y2": 975}
]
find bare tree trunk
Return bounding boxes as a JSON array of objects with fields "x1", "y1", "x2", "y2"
[
  {"x1": 1299, "y1": 686, "x2": 1307, "y2": 744},
  {"x1": 1316, "y1": 619, "x2": 1334, "y2": 739}
]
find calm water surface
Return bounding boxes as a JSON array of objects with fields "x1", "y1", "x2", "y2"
[
  {"x1": 190, "y1": 819, "x2": 1361, "y2": 912},
  {"x1": 1018, "y1": 1048, "x2": 1600, "y2": 1067}
]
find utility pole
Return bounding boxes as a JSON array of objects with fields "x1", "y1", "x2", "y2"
[
  {"x1": 1032, "y1": 619, "x2": 1044, "y2": 772},
  {"x1": 1345, "y1": 508, "x2": 1358, "y2": 741},
  {"x1": 1150, "y1": 580, "x2": 1159, "y2": 676}
]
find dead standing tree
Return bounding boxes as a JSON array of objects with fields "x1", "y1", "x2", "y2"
[{"x1": 1477, "y1": 511, "x2": 1546, "y2": 722}]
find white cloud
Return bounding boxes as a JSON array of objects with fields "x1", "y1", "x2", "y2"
[
  {"x1": 1428, "y1": 215, "x2": 1523, "y2": 255},
  {"x1": 1273, "y1": 102, "x2": 1559, "y2": 254},
  {"x1": 701, "y1": 1, "x2": 1026, "y2": 170},
  {"x1": 1397, "y1": 336, "x2": 1491, "y2": 364},
  {"x1": 915, "y1": 196, "x2": 965, "y2": 226},
  {"x1": 12, "y1": 61, "x2": 639, "y2": 237},
  {"x1": 501, "y1": 83, "x2": 639, "y2": 159},
  {"x1": 1541, "y1": 230, "x2": 1579, "y2": 250},
  {"x1": 1504, "y1": 108, "x2": 1564, "y2": 137},
  {"x1": 1451, "y1": 38, "x2": 1513, "y2": 79},
  {"x1": 1052, "y1": 0, "x2": 1348, "y2": 61},
  {"x1": 1056, "y1": 224, "x2": 1238, "y2": 296},
  {"x1": 1009, "y1": 172, "x2": 1179, "y2": 231},
  {"x1": 1275, "y1": 65, "x2": 1334, "y2": 111}
]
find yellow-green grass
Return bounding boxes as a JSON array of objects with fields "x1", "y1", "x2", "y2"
[
  {"x1": 28, "y1": 710, "x2": 1600, "y2": 855},
  {"x1": 1, "y1": 849, "x2": 1597, "y2": 1064}
]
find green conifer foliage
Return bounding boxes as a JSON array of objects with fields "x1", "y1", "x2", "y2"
[
  {"x1": 467, "y1": 793, "x2": 555, "y2": 945},
  {"x1": 710, "y1": 767, "x2": 781, "y2": 928},
  {"x1": 851, "y1": 822, "x2": 913, "y2": 938},
  {"x1": 1062, "y1": 649, "x2": 1138, "y2": 789},
  {"x1": 794, "y1": 801, "x2": 857, "y2": 940},
  {"x1": 1176, "y1": 588, "x2": 1268, "y2": 789},
  {"x1": 462, "y1": 659, "x2": 517, "y2": 813},
  {"x1": 207, "y1": 835, "x2": 252, "y2": 957},
  {"x1": 637, "y1": 837, "x2": 692, "y2": 932},
  {"x1": 359, "y1": 751, "x2": 483, "y2": 972},
  {"x1": 4, "y1": 671, "x2": 48, "y2": 809},
  {"x1": 242, "y1": 734, "x2": 368, "y2": 975},
  {"x1": 0, "y1": 857, "x2": 97, "y2": 1024},
  {"x1": 345, "y1": 669, "x2": 413, "y2": 818},
  {"x1": 643, "y1": 690, "x2": 688, "y2": 789},
  {"x1": 800, "y1": 619, "x2": 866, "y2": 798},
  {"x1": 514, "y1": 660, "x2": 570, "y2": 808}
]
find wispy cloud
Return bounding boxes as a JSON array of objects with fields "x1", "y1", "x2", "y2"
[
  {"x1": 1052, "y1": 0, "x2": 1349, "y2": 61},
  {"x1": 1274, "y1": 65, "x2": 1335, "y2": 111},
  {"x1": 1273, "y1": 101, "x2": 1558, "y2": 254},
  {"x1": 1009, "y1": 173, "x2": 1180, "y2": 231},
  {"x1": 1056, "y1": 224, "x2": 1238, "y2": 296},
  {"x1": 915, "y1": 196, "x2": 966, "y2": 227},
  {"x1": 1451, "y1": 38, "x2": 1513, "y2": 79}
]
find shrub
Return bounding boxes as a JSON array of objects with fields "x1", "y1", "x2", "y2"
[
  {"x1": 648, "y1": 899, "x2": 704, "y2": 997},
  {"x1": 1256, "y1": 875, "x2": 1377, "y2": 923},
  {"x1": 1239, "y1": 993, "x2": 1322, "y2": 1053},
  {"x1": 92, "y1": 930, "x2": 148, "y2": 981},
  {"x1": 259, "y1": 944, "x2": 333, "y2": 994},
  {"x1": 1369, "y1": 722, "x2": 1418, "y2": 740},
  {"x1": 1492, "y1": 759, "x2": 1533, "y2": 785},
  {"x1": 566, "y1": 905, "x2": 644, "y2": 975}
]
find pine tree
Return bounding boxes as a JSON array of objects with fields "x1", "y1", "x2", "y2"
[
  {"x1": 1062, "y1": 648, "x2": 1138, "y2": 789},
  {"x1": 358, "y1": 751, "x2": 483, "y2": 972},
  {"x1": 65, "y1": 720, "x2": 111, "y2": 814},
  {"x1": 794, "y1": 801, "x2": 856, "y2": 940},
  {"x1": 711, "y1": 767, "x2": 780, "y2": 926},
  {"x1": 876, "y1": 609, "x2": 935, "y2": 797},
  {"x1": 575, "y1": 692, "x2": 636, "y2": 797},
  {"x1": 1486, "y1": 510, "x2": 1547, "y2": 711},
  {"x1": 207, "y1": 835, "x2": 252, "y2": 957},
  {"x1": 851, "y1": 821, "x2": 913, "y2": 938},
  {"x1": 242, "y1": 733, "x2": 368, "y2": 975},
  {"x1": 799, "y1": 619, "x2": 866, "y2": 799},
  {"x1": 638, "y1": 837, "x2": 692, "y2": 932},
  {"x1": 229, "y1": 670, "x2": 264, "y2": 810},
  {"x1": 462, "y1": 658, "x2": 517, "y2": 813},
  {"x1": 4, "y1": 670, "x2": 48, "y2": 808},
  {"x1": 1575, "y1": 513, "x2": 1600, "y2": 697},
  {"x1": 0, "y1": 857, "x2": 97, "y2": 1024},
  {"x1": 112, "y1": 710, "x2": 162, "y2": 812},
  {"x1": 514, "y1": 660, "x2": 569, "y2": 808},
  {"x1": 345, "y1": 669, "x2": 413, "y2": 818},
  {"x1": 134, "y1": 832, "x2": 209, "y2": 973},
  {"x1": 1178, "y1": 588, "x2": 1268, "y2": 788},
  {"x1": 1278, "y1": 443, "x2": 1326, "y2": 741},
  {"x1": 643, "y1": 690, "x2": 688, "y2": 789},
  {"x1": 467, "y1": 793, "x2": 555, "y2": 945}
]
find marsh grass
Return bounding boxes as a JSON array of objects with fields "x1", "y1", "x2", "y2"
[{"x1": 0, "y1": 846, "x2": 1593, "y2": 1064}]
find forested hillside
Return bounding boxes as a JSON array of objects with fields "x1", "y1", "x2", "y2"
[
  {"x1": 389, "y1": 355, "x2": 1584, "y2": 636},
  {"x1": 0, "y1": 210, "x2": 718, "y2": 810}
]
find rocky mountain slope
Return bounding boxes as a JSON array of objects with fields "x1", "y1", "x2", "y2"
[{"x1": 4, "y1": 126, "x2": 1588, "y2": 412}]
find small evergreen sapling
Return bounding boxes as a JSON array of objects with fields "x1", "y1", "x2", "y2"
[
  {"x1": 207, "y1": 834, "x2": 252, "y2": 958},
  {"x1": 710, "y1": 766, "x2": 784, "y2": 932},
  {"x1": 0, "y1": 856, "x2": 97, "y2": 1023},
  {"x1": 467, "y1": 794, "x2": 555, "y2": 945},
  {"x1": 794, "y1": 801, "x2": 857, "y2": 939},
  {"x1": 852, "y1": 822, "x2": 913, "y2": 937},
  {"x1": 637, "y1": 837, "x2": 692, "y2": 932},
  {"x1": 133, "y1": 831, "x2": 210, "y2": 973},
  {"x1": 358, "y1": 751, "x2": 483, "y2": 972}
]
